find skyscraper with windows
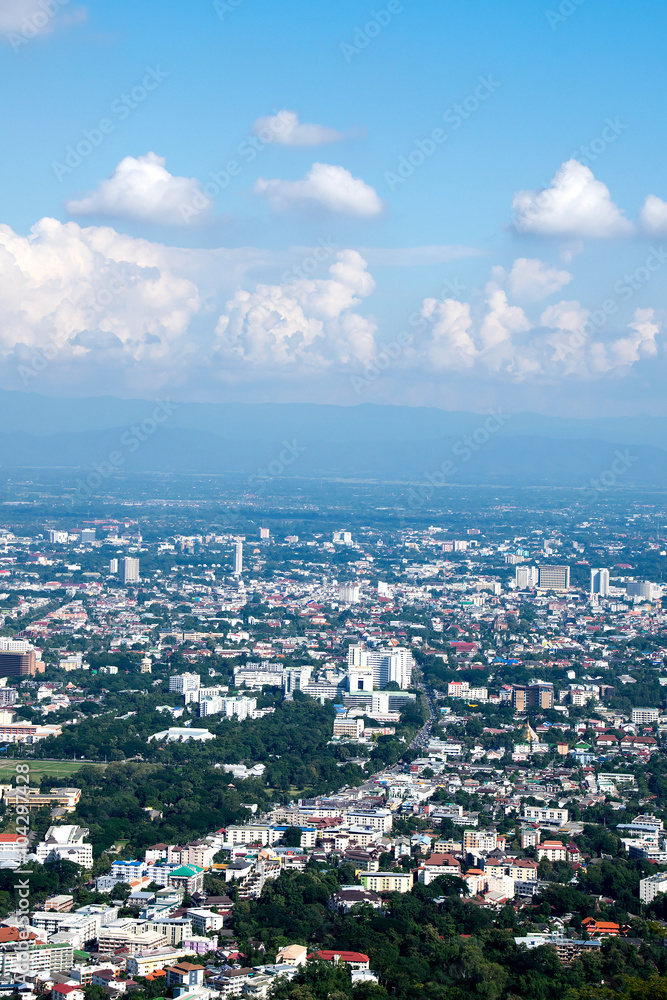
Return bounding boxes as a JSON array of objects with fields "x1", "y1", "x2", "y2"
[
  {"x1": 590, "y1": 567, "x2": 610, "y2": 597},
  {"x1": 234, "y1": 539, "x2": 243, "y2": 576},
  {"x1": 122, "y1": 557, "x2": 140, "y2": 584}
]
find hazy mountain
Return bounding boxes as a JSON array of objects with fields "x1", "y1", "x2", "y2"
[{"x1": 0, "y1": 390, "x2": 666, "y2": 485}]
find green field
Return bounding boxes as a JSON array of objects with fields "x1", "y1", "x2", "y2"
[{"x1": 0, "y1": 759, "x2": 107, "y2": 782}]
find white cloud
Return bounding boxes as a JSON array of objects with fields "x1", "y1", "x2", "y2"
[
  {"x1": 415, "y1": 276, "x2": 664, "y2": 382},
  {"x1": 215, "y1": 250, "x2": 377, "y2": 368},
  {"x1": 639, "y1": 194, "x2": 667, "y2": 236},
  {"x1": 252, "y1": 110, "x2": 344, "y2": 146},
  {"x1": 512, "y1": 159, "x2": 634, "y2": 238},
  {"x1": 0, "y1": 0, "x2": 85, "y2": 38},
  {"x1": 590, "y1": 308, "x2": 661, "y2": 373},
  {"x1": 505, "y1": 257, "x2": 572, "y2": 301},
  {"x1": 66, "y1": 153, "x2": 212, "y2": 227},
  {"x1": 0, "y1": 217, "x2": 201, "y2": 377},
  {"x1": 254, "y1": 163, "x2": 383, "y2": 218}
]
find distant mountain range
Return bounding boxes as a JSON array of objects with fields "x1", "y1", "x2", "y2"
[{"x1": 0, "y1": 389, "x2": 666, "y2": 486}]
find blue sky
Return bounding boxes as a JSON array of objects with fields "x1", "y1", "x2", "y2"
[{"x1": 2, "y1": 0, "x2": 667, "y2": 414}]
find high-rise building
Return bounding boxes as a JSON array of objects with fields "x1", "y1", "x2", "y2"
[
  {"x1": 347, "y1": 644, "x2": 413, "y2": 690},
  {"x1": 122, "y1": 557, "x2": 140, "y2": 585},
  {"x1": 169, "y1": 673, "x2": 201, "y2": 695},
  {"x1": 515, "y1": 566, "x2": 539, "y2": 590},
  {"x1": 259, "y1": 527, "x2": 270, "y2": 539},
  {"x1": 109, "y1": 558, "x2": 118, "y2": 574},
  {"x1": 627, "y1": 581, "x2": 661, "y2": 600},
  {"x1": 48, "y1": 531, "x2": 68, "y2": 544},
  {"x1": 513, "y1": 682, "x2": 554, "y2": 711},
  {"x1": 0, "y1": 649, "x2": 36, "y2": 678},
  {"x1": 338, "y1": 583, "x2": 360, "y2": 603},
  {"x1": 234, "y1": 539, "x2": 243, "y2": 576},
  {"x1": 590, "y1": 568, "x2": 610, "y2": 597},
  {"x1": 80, "y1": 529, "x2": 96, "y2": 543},
  {"x1": 538, "y1": 565, "x2": 570, "y2": 591},
  {"x1": 333, "y1": 531, "x2": 352, "y2": 545}
]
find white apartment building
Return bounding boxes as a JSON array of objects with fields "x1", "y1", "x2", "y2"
[
  {"x1": 347, "y1": 643, "x2": 413, "y2": 691},
  {"x1": 521, "y1": 806, "x2": 568, "y2": 826},
  {"x1": 338, "y1": 583, "x2": 360, "y2": 604},
  {"x1": 36, "y1": 826, "x2": 93, "y2": 868},
  {"x1": 122, "y1": 557, "x2": 140, "y2": 584},
  {"x1": 169, "y1": 673, "x2": 201, "y2": 695},
  {"x1": 640, "y1": 872, "x2": 667, "y2": 903},
  {"x1": 632, "y1": 708, "x2": 660, "y2": 725},
  {"x1": 344, "y1": 808, "x2": 392, "y2": 834},
  {"x1": 590, "y1": 567, "x2": 610, "y2": 597}
]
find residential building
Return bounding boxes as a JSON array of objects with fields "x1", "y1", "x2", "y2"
[
  {"x1": 632, "y1": 708, "x2": 660, "y2": 725},
  {"x1": 122, "y1": 557, "x2": 140, "y2": 585},
  {"x1": 347, "y1": 643, "x2": 413, "y2": 690},
  {"x1": 640, "y1": 872, "x2": 667, "y2": 903},
  {"x1": 35, "y1": 826, "x2": 93, "y2": 868},
  {"x1": 360, "y1": 872, "x2": 414, "y2": 893},
  {"x1": 590, "y1": 568, "x2": 610, "y2": 597}
]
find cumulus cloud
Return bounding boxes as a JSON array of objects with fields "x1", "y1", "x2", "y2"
[
  {"x1": 0, "y1": 217, "x2": 201, "y2": 377},
  {"x1": 215, "y1": 250, "x2": 377, "y2": 368},
  {"x1": 639, "y1": 194, "x2": 667, "y2": 236},
  {"x1": 66, "y1": 153, "x2": 212, "y2": 226},
  {"x1": 252, "y1": 110, "x2": 344, "y2": 146},
  {"x1": 505, "y1": 257, "x2": 572, "y2": 301},
  {"x1": 415, "y1": 277, "x2": 664, "y2": 382},
  {"x1": 512, "y1": 159, "x2": 634, "y2": 238},
  {"x1": 590, "y1": 308, "x2": 661, "y2": 373},
  {"x1": 254, "y1": 163, "x2": 383, "y2": 218}
]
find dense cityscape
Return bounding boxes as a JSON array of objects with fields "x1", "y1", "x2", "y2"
[{"x1": 0, "y1": 485, "x2": 663, "y2": 1000}]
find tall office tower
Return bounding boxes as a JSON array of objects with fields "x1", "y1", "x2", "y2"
[
  {"x1": 590, "y1": 567, "x2": 610, "y2": 597},
  {"x1": 512, "y1": 685, "x2": 528, "y2": 712},
  {"x1": 538, "y1": 565, "x2": 570, "y2": 591},
  {"x1": 333, "y1": 530, "x2": 352, "y2": 545},
  {"x1": 529, "y1": 682, "x2": 554, "y2": 710},
  {"x1": 0, "y1": 649, "x2": 36, "y2": 678},
  {"x1": 347, "y1": 643, "x2": 413, "y2": 690},
  {"x1": 109, "y1": 558, "x2": 119, "y2": 574},
  {"x1": 259, "y1": 527, "x2": 270, "y2": 539},
  {"x1": 515, "y1": 566, "x2": 539, "y2": 590},
  {"x1": 122, "y1": 557, "x2": 140, "y2": 584},
  {"x1": 80, "y1": 528, "x2": 96, "y2": 543},
  {"x1": 48, "y1": 530, "x2": 68, "y2": 544},
  {"x1": 234, "y1": 539, "x2": 243, "y2": 576}
]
